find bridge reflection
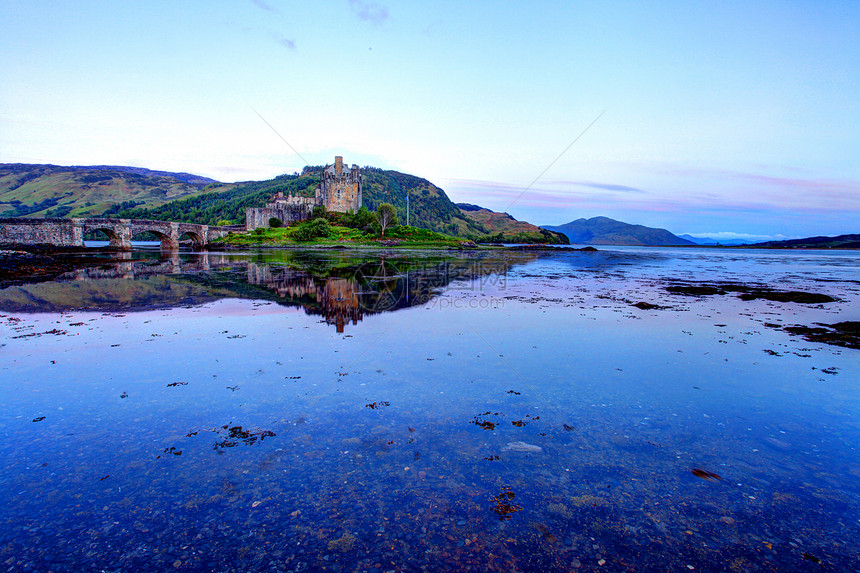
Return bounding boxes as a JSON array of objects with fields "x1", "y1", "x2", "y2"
[{"x1": 0, "y1": 250, "x2": 536, "y2": 331}]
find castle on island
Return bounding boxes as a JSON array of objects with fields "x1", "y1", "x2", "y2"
[{"x1": 246, "y1": 156, "x2": 362, "y2": 230}]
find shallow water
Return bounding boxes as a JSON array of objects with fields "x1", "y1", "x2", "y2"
[{"x1": 1, "y1": 246, "x2": 858, "y2": 572}]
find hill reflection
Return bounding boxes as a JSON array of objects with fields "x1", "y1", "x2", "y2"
[{"x1": 0, "y1": 250, "x2": 538, "y2": 331}]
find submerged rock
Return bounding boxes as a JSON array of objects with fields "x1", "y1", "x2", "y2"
[{"x1": 503, "y1": 441, "x2": 543, "y2": 453}]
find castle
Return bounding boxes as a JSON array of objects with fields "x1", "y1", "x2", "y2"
[{"x1": 246, "y1": 156, "x2": 362, "y2": 230}]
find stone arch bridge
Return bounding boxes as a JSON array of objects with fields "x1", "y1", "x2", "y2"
[{"x1": 0, "y1": 218, "x2": 244, "y2": 250}]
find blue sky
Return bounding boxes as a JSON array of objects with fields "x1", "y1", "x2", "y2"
[{"x1": 1, "y1": 1, "x2": 858, "y2": 239}]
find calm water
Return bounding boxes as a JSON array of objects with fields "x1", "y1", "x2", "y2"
[{"x1": 1, "y1": 246, "x2": 858, "y2": 572}]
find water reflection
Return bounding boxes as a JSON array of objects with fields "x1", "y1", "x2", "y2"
[
  {"x1": 0, "y1": 249, "x2": 538, "y2": 331},
  {"x1": 1, "y1": 246, "x2": 859, "y2": 572}
]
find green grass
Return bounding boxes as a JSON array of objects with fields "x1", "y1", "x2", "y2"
[{"x1": 212, "y1": 224, "x2": 472, "y2": 248}]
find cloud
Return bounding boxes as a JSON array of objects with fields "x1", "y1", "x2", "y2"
[
  {"x1": 547, "y1": 180, "x2": 646, "y2": 193},
  {"x1": 442, "y1": 167, "x2": 860, "y2": 229},
  {"x1": 441, "y1": 178, "x2": 618, "y2": 210},
  {"x1": 348, "y1": 0, "x2": 389, "y2": 24},
  {"x1": 684, "y1": 231, "x2": 788, "y2": 242},
  {"x1": 651, "y1": 165, "x2": 860, "y2": 210},
  {"x1": 441, "y1": 178, "x2": 647, "y2": 210},
  {"x1": 251, "y1": 0, "x2": 277, "y2": 12},
  {"x1": 272, "y1": 32, "x2": 296, "y2": 50}
]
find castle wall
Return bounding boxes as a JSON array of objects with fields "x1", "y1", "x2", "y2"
[{"x1": 246, "y1": 200, "x2": 315, "y2": 231}]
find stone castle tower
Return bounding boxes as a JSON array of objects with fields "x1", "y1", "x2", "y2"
[
  {"x1": 245, "y1": 157, "x2": 363, "y2": 230},
  {"x1": 319, "y1": 156, "x2": 362, "y2": 213}
]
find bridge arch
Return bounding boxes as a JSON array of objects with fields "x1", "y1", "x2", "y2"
[
  {"x1": 178, "y1": 230, "x2": 205, "y2": 249},
  {"x1": 85, "y1": 227, "x2": 119, "y2": 246},
  {"x1": 82, "y1": 223, "x2": 130, "y2": 249},
  {"x1": 131, "y1": 229, "x2": 178, "y2": 250}
]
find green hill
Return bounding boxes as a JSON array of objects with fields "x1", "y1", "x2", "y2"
[
  {"x1": 360, "y1": 167, "x2": 485, "y2": 236},
  {"x1": 543, "y1": 216, "x2": 694, "y2": 246},
  {"x1": 0, "y1": 163, "x2": 223, "y2": 218},
  {"x1": 457, "y1": 203, "x2": 568, "y2": 244},
  {"x1": 117, "y1": 170, "x2": 318, "y2": 225},
  {"x1": 754, "y1": 234, "x2": 860, "y2": 249}
]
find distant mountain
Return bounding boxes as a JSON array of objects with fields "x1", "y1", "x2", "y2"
[
  {"x1": 70, "y1": 165, "x2": 217, "y2": 187},
  {"x1": 754, "y1": 234, "x2": 860, "y2": 249},
  {"x1": 0, "y1": 163, "x2": 223, "y2": 218},
  {"x1": 456, "y1": 203, "x2": 568, "y2": 244},
  {"x1": 543, "y1": 216, "x2": 694, "y2": 246},
  {"x1": 678, "y1": 234, "x2": 751, "y2": 246}
]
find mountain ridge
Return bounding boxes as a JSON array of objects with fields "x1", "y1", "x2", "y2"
[
  {"x1": 678, "y1": 233, "x2": 752, "y2": 246},
  {"x1": 543, "y1": 216, "x2": 694, "y2": 246},
  {"x1": 0, "y1": 163, "x2": 221, "y2": 218},
  {"x1": 455, "y1": 203, "x2": 567, "y2": 243},
  {"x1": 753, "y1": 234, "x2": 860, "y2": 249}
]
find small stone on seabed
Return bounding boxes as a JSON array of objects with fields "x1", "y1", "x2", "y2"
[
  {"x1": 598, "y1": 558, "x2": 606, "y2": 565},
  {"x1": 503, "y1": 441, "x2": 543, "y2": 453}
]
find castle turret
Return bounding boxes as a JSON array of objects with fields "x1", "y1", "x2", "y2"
[{"x1": 319, "y1": 156, "x2": 362, "y2": 213}]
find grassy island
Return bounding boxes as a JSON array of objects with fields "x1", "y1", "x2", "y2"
[
  {"x1": 212, "y1": 215, "x2": 475, "y2": 249},
  {"x1": 210, "y1": 204, "x2": 569, "y2": 249}
]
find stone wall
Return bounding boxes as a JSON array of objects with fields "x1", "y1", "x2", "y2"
[
  {"x1": 245, "y1": 198, "x2": 316, "y2": 231},
  {"x1": 0, "y1": 217, "x2": 84, "y2": 247}
]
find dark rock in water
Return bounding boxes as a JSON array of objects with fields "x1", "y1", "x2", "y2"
[
  {"x1": 783, "y1": 321, "x2": 860, "y2": 349},
  {"x1": 739, "y1": 290, "x2": 836, "y2": 303},
  {"x1": 833, "y1": 321, "x2": 860, "y2": 335},
  {"x1": 802, "y1": 552, "x2": 822, "y2": 564},
  {"x1": 667, "y1": 285, "x2": 724, "y2": 296},
  {"x1": 666, "y1": 282, "x2": 836, "y2": 304},
  {"x1": 632, "y1": 301, "x2": 667, "y2": 310},
  {"x1": 691, "y1": 468, "x2": 722, "y2": 480}
]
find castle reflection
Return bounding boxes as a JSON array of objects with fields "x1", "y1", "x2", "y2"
[
  {"x1": 0, "y1": 250, "x2": 538, "y2": 331},
  {"x1": 243, "y1": 255, "x2": 524, "y2": 332},
  {"x1": 246, "y1": 264, "x2": 364, "y2": 332}
]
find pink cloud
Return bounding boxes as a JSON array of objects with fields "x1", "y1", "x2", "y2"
[{"x1": 442, "y1": 167, "x2": 860, "y2": 215}]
